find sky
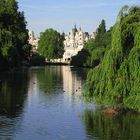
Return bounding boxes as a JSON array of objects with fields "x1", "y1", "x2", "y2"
[{"x1": 18, "y1": 0, "x2": 140, "y2": 36}]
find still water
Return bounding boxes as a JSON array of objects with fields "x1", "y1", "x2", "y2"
[{"x1": 0, "y1": 66, "x2": 139, "y2": 140}]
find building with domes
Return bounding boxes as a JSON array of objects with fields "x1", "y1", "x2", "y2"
[{"x1": 62, "y1": 25, "x2": 95, "y2": 63}]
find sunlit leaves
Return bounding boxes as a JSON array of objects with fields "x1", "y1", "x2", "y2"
[
  {"x1": 85, "y1": 6, "x2": 140, "y2": 112},
  {"x1": 38, "y1": 28, "x2": 64, "y2": 59}
]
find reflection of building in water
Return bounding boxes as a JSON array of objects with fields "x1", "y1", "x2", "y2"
[
  {"x1": 62, "y1": 66, "x2": 82, "y2": 99},
  {"x1": 27, "y1": 69, "x2": 39, "y2": 104}
]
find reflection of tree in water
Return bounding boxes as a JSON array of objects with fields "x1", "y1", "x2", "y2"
[
  {"x1": 36, "y1": 66, "x2": 63, "y2": 93},
  {"x1": 0, "y1": 72, "x2": 29, "y2": 117},
  {"x1": 70, "y1": 67, "x2": 88, "y2": 81},
  {"x1": 35, "y1": 66, "x2": 88, "y2": 95},
  {"x1": 0, "y1": 71, "x2": 29, "y2": 139},
  {"x1": 82, "y1": 109, "x2": 140, "y2": 140}
]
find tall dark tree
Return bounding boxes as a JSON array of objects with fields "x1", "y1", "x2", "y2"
[
  {"x1": 0, "y1": 0, "x2": 30, "y2": 70},
  {"x1": 94, "y1": 19, "x2": 108, "y2": 48},
  {"x1": 97, "y1": 20, "x2": 106, "y2": 35}
]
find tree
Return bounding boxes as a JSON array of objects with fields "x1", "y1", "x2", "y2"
[
  {"x1": 71, "y1": 49, "x2": 90, "y2": 67},
  {"x1": 30, "y1": 53, "x2": 45, "y2": 66},
  {"x1": 85, "y1": 6, "x2": 140, "y2": 112},
  {"x1": 0, "y1": 0, "x2": 30, "y2": 70},
  {"x1": 71, "y1": 20, "x2": 111, "y2": 67},
  {"x1": 97, "y1": 20, "x2": 106, "y2": 35},
  {"x1": 38, "y1": 29, "x2": 64, "y2": 59}
]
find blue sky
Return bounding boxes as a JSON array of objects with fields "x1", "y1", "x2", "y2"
[{"x1": 18, "y1": 0, "x2": 140, "y2": 35}]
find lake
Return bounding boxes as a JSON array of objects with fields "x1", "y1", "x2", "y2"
[{"x1": 0, "y1": 66, "x2": 139, "y2": 140}]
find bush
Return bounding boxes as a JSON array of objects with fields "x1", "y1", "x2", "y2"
[{"x1": 30, "y1": 53, "x2": 45, "y2": 66}]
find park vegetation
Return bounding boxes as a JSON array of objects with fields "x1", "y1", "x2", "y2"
[
  {"x1": 38, "y1": 29, "x2": 64, "y2": 60},
  {"x1": 0, "y1": 0, "x2": 30, "y2": 71},
  {"x1": 30, "y1": 53, "x2": 45, "y2": 66},
  {"x1": 84, "y1": 6, "x2": 140, "y2": 112},
  {"x1": 71, "y1": 20, "x2": 111, "y2": 67}
]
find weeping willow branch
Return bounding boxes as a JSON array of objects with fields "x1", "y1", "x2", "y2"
[{"x1": 85, "y1": 6, "x2": 140, "y2": 112}]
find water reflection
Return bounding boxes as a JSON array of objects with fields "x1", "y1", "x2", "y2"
[
  {"x1": 0, "y1": 66, "x2": 88, "y2": 140},
  {"x1": 82, "y1": 109, "x2": 140, "y2": 140},
  {"x1": 36, "y1": 66, "x2": 63, "y2": 93},
  {"x1": 1, "y1": 66, "x2": 138, "y2": 140},
  {"x1": 62, "y1": 66, "x2": 86, "y2": 94},
  {"x1": 0, "y1": 71, "x2": 29, "y2": 139},
  {"x1": 34, "y1": 66, "x2": 87, "y2": 95},
  {"x1": 30, "y1": 66, "x2": 87, "y2": 105}
]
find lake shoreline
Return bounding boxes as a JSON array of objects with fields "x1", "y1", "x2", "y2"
[
  {"x1": 0, "y1": 65, "x2": 139, "y2": 116},
  {"x1": 100, "y1": 107, "x2": 140, "y2": 116}
]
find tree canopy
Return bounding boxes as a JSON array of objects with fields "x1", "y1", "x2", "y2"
[
  {"x1": 85, "y1": 6, "x2": 140, "y2": 112},
  {"x1": 38, "y1": 29, "x2": 64, "y2": 59},
  {"x1": 0, "y1": 0, "x2": 30, "y2": 71}
]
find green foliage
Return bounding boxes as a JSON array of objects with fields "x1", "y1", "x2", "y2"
[
  {"x1": 71, "y1": 49, "x2": 90, "y2": 67},
  {"x1": 71, "y1": 20, "x2": 111, "y2": 67},
  {"x1": 82, "y1": 109, "x2": 140, "y2": 140},
  {"x1": 85, "y1": 6, "x2": 140, "y2": 112},
  {"x1": 84, "y1": 38, "x2": 95, "y2": 52},
  {"x1": 87, "y1": 22, "x2": 112, "y2": 67},
  {"x1": 0, "y1": 0, "x2": 30, "y2": 70},
  {"x1": 38, "y1": 29, "x2": 64, "y2": 59},
  {"x1": 97, "y1": 20, "x2": 106, "y2": 34},
  {"x1": 30, "y1": 53, "x2": 45, "y2": 66},
  {"x1": 94, "y1": 20, "x2": 107, "y2": 48}
]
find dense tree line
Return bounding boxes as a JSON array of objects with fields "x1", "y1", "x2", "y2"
[
  {"x1": 30, "y1": 53, "x2": 45, "y2": 66},
  {"x1": 82, "y1": 109, "x2": 140, "y2": 140},
  {"x1": 0, "y1": 0, "x2": 30, "y2": 71},
  {"x1": 85, "y1": 6, "x2": 140, "y2": 112},
  {"x1": 38, "y1": 29, "x2": 64, "y2": 60}
]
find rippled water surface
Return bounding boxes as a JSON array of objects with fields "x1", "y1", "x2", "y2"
[{"x1": 0, "y1": 66, "x2": 140, "y2": 140}]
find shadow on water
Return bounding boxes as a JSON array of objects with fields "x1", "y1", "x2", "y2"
[
  {"x1": 81, "y1": 109, "x2": 140, "y2": 140},
  {"x1": 0, "y1": 70, "x2": 29, "y2": 139}
]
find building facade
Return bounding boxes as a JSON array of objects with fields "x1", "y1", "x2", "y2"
[
  {"x1": 28, "y1": 30, "x2": 39, "y2": 53},
  {"x1": 63, "y1": 26, "x2": 95, "y2": 63}
]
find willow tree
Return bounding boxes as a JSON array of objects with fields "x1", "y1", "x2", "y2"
[{"x1": 85, "y1": 6, "x2": 140, "y2": 112}]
